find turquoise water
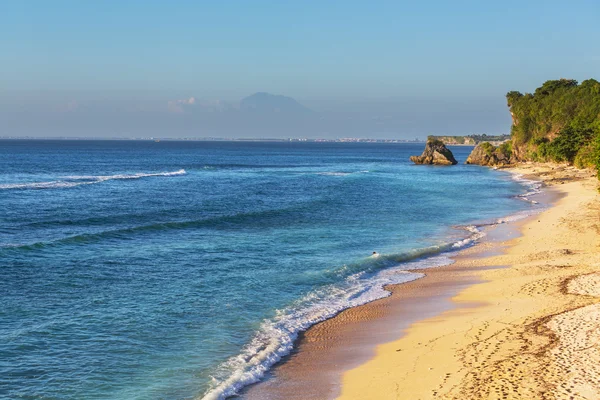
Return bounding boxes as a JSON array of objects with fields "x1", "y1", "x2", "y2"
[{"x1": 0, "y1": 141, "x2": 536, "y2": 399}]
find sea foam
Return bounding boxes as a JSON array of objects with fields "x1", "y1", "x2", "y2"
[
  {"x1": 0, "y1": 169, "x2": 186, "y2": 190},
  {"x1": 511, "y1": 173, "x2": 543, "y2": 202}
]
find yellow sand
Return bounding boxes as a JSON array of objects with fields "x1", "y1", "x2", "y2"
[{"x1": 339, "y1": 164, "x2": 600, "y2": 400}]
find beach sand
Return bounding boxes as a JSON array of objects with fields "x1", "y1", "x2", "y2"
[{"x1": 246, "y1": 163, "x2": 600, "y2": 400}]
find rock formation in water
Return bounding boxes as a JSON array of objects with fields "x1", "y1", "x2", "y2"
[
  {"x1": 410, "y1": 139, "x2": 458, "y2": 165},
  {"x1": 465, "y1": 142, "x2": 512, "y2": 166}
]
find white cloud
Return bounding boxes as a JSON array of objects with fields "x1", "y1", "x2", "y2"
[{"x1": 167, "y1": 97, "x2": 196, "y2": 113}]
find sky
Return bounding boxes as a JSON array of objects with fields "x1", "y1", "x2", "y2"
[{"x1": 1, "y1": 0, "x2": 599, "y2": 138}]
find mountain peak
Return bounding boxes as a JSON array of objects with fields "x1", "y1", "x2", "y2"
[{"x1": 240, "y1": 92, "x2": 312, "y2": 113}]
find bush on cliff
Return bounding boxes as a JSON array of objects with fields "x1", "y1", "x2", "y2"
[
  {"x1": 480, "y1": 142, "x2": 494, "y2": 157},
  {"x1": 497, "y1": 141, "x2": 512, "y2": 158},
  {"x1": 536, "y1": 126, "x2": 595, "y2": 163},
  {"x1": 574, "y1": 142, "x2": 596, "y2": 169}
]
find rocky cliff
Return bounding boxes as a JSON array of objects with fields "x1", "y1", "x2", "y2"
[
  {"x1": 429, "y1": 136, "x2": 476, "y2": 145},
  {"x1": 410, "y1": 140, "x2": 458, "y2": 165},
  {"x1": 429, "y1": 134, "x2": 510, "y2": 146}
]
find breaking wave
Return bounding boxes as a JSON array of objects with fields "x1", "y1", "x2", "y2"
[
  {"x1": 511, "y1": 173, "x2": 543, "y2": 203},
  {"x1": 0, "y1": 169, "x2": 186, "y2": 190}
]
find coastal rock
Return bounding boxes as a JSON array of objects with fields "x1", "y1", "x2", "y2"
[
  {"x1": 410, "y1": 140, "x2": 458, "y2": 165},
  {"x1": 465, "y1": 142, "x2": 512, "y2": 166}
]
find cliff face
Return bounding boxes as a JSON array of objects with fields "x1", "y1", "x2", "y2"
[
  {"x1": 410, "y1": 140, "x2": 458, "y2": 165},
  {"x1": 508, "y1": 111, "x2": 531, "y2": 162},
  {"x1": 431, "y1": 136, "x2": 476, "y2": 145},
  {"x1": 465, "y1": 142, "x2": 512, "y2": 166},
  {"x1": 429, "y1": 135, "x2": 510, "y2": 146}
]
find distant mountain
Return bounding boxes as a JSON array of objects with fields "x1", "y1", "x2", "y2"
[
  {"x1": 239, "y1": 92, "x2": 313, "y2": 114},
  {"x1": 162, "y1": 92, "x2": 318, "y2": 136}
]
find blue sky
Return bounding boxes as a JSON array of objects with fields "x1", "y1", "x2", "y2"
[{"x1": 1, "y1": 0, "x2": 599, "y2": 137}]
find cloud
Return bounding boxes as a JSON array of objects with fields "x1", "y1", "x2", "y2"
[{"x1": 167, "y1": 97, "x2": 196, "y2": 113}]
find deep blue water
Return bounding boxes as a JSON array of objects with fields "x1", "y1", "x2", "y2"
[{"x1": 0, "y1": 140, "x2": 535, "y2": 399}]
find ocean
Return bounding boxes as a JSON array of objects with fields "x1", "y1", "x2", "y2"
[{"x1": 0, "y1": 140, "x2": 538, "y2": 399}]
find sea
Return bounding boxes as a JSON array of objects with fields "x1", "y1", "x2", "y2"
[{"x1": 0, "y1": 140, "x2": 539, "y2": 400}]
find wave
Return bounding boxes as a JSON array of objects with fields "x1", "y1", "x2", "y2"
[
  {"x1": 317, "y1": 170, "x2": 370, "y2": 177},
  {"x1": 0, "y1": 169, "x2": 186, "y2": 190},
  {"x1": 200, "y1": 227, "x2": 485, "y2": 400},
  {"x1": 198, "y1": 165, "x2": 370, "y2": 177},
  {"x1": 451, "y1": 225, "x2": 485, "y2": 248},
  {"x1": 0, "y1": 204, "x2": 325, "y2": 251},
  {"x1": 510, "y1": 173, "x2": 543, "y2": 203}
]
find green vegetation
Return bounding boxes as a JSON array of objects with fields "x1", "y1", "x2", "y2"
[
  {"x1": 427, "y1": 135, "x2": 472, "y2": 144},
  {"x1": 507, "y1": 79, "x2": 600, "y2": 175},
  {"x1": 480, "y1": 142, "x2": 495, "y2": 156},
  {"x1": 497, "y1": 141, "x2": 512, "y2": 158},
  {"x1": 427, "y1": 138, "x2": 446, "y2": 147},
  {"x1": 574, "y1": 142, "x2": 596, "y2": 169},
  {"x1": 468, "y1": 134, "x2": 511, "y2": 143}
]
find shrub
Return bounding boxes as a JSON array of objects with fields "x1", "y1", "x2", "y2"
[
  {"x1": 545, "y1": 126, "x2": 594, "y2": 163},
  {"x1": 480, "y1": 142, "x2": 495, "y2": 156},
  {"x1": 497, "y1": 141, "x2": 512, "y2": 158},
  {"x1": 574, "y1": 143, "x2": 595, "y2": 169},
  {"x1": 428, "y1": 139, "x2": 445, "y2": 147}
]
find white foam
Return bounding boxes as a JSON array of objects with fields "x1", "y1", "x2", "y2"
[
  {"x1": 317, "y1": 170, "x2": 369, "y2": 177},
  {"x1": 495, "y1": 209, "x2": 537, "y2": 224},
  {"x1": 0, "y1": 180, "x2": 89, "y2": 190},
  {"x1": 487, "y1": 171, "x2": 547, "y2": 223},
  {"x1": 317, "y1": 171, "x2": 351, "y2": 176},
  {"x1": 0, "y1": 169, "x2": 186, "y2": 190},
  {"x1": 452, "y1": 225, "x2": 485, "y2": 248},
  {"x1": 510, "y1": 173, "x2": 543, "y2": 202}
]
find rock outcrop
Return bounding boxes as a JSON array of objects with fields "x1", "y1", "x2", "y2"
[
  {"x1": 410, "y1": 140, "x2": 458, "y2": 165},
  {"x1": 465, "y1": 142, "x2": 512, "y2": 166}
]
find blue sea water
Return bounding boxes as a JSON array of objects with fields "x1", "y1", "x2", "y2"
[{"x1": 0, "y1": 140, "x2": 537, "y2": 400}]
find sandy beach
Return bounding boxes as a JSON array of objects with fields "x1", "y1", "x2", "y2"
[{"x1": 246, "y1": 163, "x2": 600, "y2": 400}]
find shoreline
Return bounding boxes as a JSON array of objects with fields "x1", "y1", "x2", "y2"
[
  {"x1": 244, "y1": 163, "x2": 599, "y2": 399},
  {"x1": 337, "y1": 163, "x2": 599, "y2": 399}
]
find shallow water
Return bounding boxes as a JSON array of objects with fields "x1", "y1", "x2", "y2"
[{"x1": 0, "y1": 140, "x2": 536, "y2": 399}]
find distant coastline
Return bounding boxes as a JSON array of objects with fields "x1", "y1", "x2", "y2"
[
  {"x1": 0, "y1": 136, "x2": 429, "y2": 143},
  {"x1": 428, "y1": 134, "x2": 511, "y2": 146}
]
